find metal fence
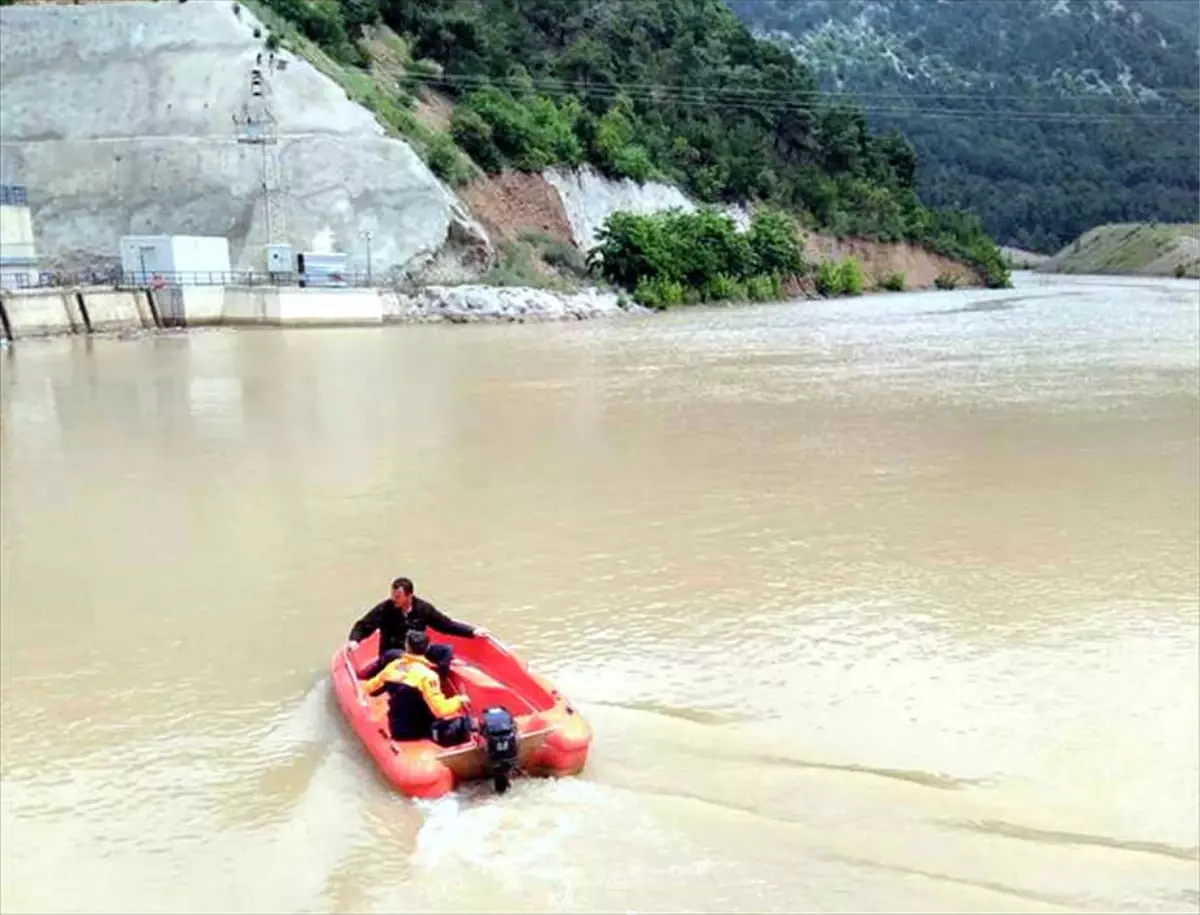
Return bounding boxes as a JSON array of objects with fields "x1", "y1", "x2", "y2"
[{"x1": 5, "y1": 269, "x2": 385, "y2": 291}]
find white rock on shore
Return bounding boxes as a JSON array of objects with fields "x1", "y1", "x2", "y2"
[{"x1": 386, "y1": 285, "x2": 646, "y2": 323}]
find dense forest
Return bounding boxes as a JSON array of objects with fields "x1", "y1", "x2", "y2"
[
  {"x1": 726, "y1": 0, "x2": 1200, "y2": 254},
  {"x1": 255, "y1": 0, "x2": 1008, "y2": 285}
]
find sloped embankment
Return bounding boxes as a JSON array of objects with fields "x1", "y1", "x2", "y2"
[{"x1": 1035, "y1": 224, "x2": 1200, "y2": 278}]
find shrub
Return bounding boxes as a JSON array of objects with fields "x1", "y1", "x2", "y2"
[
  {"x1": 634, "y1": 276, "x2": 685, "y2": 309},
  {"x1": 704, "y1": 273, "x2": 739, "y2": 302},
  {"x1": 935, "y1": 272, "x2": 960, "y2": 290},
  {"x1": 451, "y1": 108, "x2": 503, "y2": 174},
  {"x1": 746, "y1": 275, "x2": 777, "y2": 301},
  {"x1": 747, "y1": 209, "x2": 806, "y2": 277},
  {"x1": 540, "y1": 240, "x2": 586, "y2": 274},
  {"x1": 836, "y1": 258, "x2": 863, "y2": 295},
  {"x1": 879, "y1": 270, "x2": 906, "y2": 291},
  {"x1": 815, "y1": 258, "x2": 863, "y2": 296},
  {"x1": 815, "y1": 262, "x2": 839, "y2": 296},
  {"x1": 591, "y1": 208, "x2": 808, "y2": 306},
  {"x1": 455, "y1": 88, "x2": 583, "y2": 174},
  {"x1": 426, "y1": 134, "x2": 471, "y2": 187}
]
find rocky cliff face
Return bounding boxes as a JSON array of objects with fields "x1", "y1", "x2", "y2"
[{"x1": 0, "y1": 0, "x2": 489, "y2": 278}]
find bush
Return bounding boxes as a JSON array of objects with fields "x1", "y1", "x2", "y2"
[
  {"x1": 451, "y1": 108, "x2": 503, "y2": 174},
  {"x1": 837, "y1": 258, "x2": 863, "y2": 295},
  {"x1": 480, "y1": 241, "x2": 548, "y2": 288},
  {"x1": 746, "y1": 274, "x2": 778, "y2": 301},
  {"x1": 814, "y1": 262, "x2": 838, "y2": 296},
  {"x1": 935, "y1": 272, "x2": 960, "y2": 290},
  {"x1": 426, "y1": 134, "x2": 471, "y2": 187},
  {"x1": 815, "y1": 258, "x2": 863, "y2": 296},
  {"x1": 635, "y1": 276, "x2": 686, "y2": 309},
  {"x1": 747, "y1": 209, "x2": 806, "y2": 277},
  {"x1": 454, "y1": 87, "x2": 583, "y2": 174},
  {"x1": 612, "y1": 144, "x2": 656, "y2": 182},
  {"x1": 591, "y1": 208, "x2": 806, "y2": 306},
  {"x1": 704, "y1": 273, "x2": 740, "y2": 302},
  {"x1": 540, "y1": 240, "x2": 586, "y2": 274},
  {"x1": 879, "y1": 270, "x2": 906, "y2": 291}
]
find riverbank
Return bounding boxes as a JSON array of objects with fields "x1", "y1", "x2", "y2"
[
  {"x1": 1035, "y1": 223, "x2": 1200, "y2": 278},
  {"x1": 3, "y1": 271, "x2": 1006, "y2": 343},
  {"x1": 0, "y1": 283, "x2": 654, "y2": 341}
]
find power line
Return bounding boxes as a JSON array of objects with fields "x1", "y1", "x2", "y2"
[
  {"x1": 404, "y1": 70, "x2": 1200, "y2": 107},
  {"x1": 403, "y1": 71, "x2": 1200, "y2": 125},
  {"x1": 407, "y1": 67, "x2": 1200, "y2": 104}
]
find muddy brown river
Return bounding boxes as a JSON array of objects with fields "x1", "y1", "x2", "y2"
[{"x1": 1, "y1": 272, "x2": 1197, "y2": 913}]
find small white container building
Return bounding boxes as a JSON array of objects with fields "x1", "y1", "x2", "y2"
[{"x1": 119, "y1": 235, "x2": 232, "y2": 286}]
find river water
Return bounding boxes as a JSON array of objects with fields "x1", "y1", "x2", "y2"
[{"x1": 1, "y1": 272, "x2": 1197, "y2": 913}]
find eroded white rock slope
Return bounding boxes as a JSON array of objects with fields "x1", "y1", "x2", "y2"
[{"x1": 545, "y1": 166, "x2": 752, "y2": 251}]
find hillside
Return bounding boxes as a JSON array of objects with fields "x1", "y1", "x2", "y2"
[
  {"x1": 246, "y1": 0, "x2": 1010, "y2": 286},
  {"x1": 1000, "y1": 247, "x2": 1051, "y2": 270},
  {"x1": 727, "y1": 0, "x2": 1200, "y2": 254},
  {"x1": 1035, "y1": 223, "x2": 1200, "y2": 277},
  {"x1": 0, "y1": 1, "x2": 491, "y2": 278}
]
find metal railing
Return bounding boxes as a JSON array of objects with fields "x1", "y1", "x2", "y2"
[
  {"x1": 0, "y1": 185, "x2": 28, "y2": 207},
  {"x1": 4, "y1": 269, "x2": 386, "y2": 291}
]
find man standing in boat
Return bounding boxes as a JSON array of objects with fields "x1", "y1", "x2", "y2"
[{"x1": 348, "y1": 576, "x2": 488, "y2": 678}]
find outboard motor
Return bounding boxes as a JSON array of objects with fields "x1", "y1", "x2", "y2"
[{"x1": 478, "y1": 706, "x2": 519, "y2": 793}]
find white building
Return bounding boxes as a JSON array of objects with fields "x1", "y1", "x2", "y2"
[
  {"x1": 0, "y1": 184, "x2": 39, "y2": 290},
  {"x1": 119, "y1": 235, "x2": 232, "y2": 286}
]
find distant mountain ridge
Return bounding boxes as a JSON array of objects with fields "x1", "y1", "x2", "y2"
[{"x1": 727, "y1": 0, "x2": 1200, "y2": 253}]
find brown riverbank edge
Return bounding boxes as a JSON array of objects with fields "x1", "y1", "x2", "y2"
[{"x1": 0, "y1": 272, "x2": 990, "y2": 342}]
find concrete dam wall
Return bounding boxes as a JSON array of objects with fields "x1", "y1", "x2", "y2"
[{"x1": 0, "y1": 1, "x2": 488, "y2": 279}]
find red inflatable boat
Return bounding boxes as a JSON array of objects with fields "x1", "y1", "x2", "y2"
[{"x1": 330, "y1": 630, "x2": 592, "y2": 798}]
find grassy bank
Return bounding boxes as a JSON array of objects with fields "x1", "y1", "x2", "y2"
[{"x1": 1035, "y1": 223, "x2": 1200, "y2": 278}]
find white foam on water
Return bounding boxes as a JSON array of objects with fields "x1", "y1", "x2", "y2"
[
  {"x1": 410, "y1": 776, "x2": 612, "y2": 902},
  {"x1": 257, "y1": 677, "x2": 342, "y2": 757}
]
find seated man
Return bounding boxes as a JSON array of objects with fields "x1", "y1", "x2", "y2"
[
  {"x1": 425, "y1": 643, "x2": 455, "y2": 681},
  {"x1": 362, "y1": 629, "x2": 473, "y2": 747}
]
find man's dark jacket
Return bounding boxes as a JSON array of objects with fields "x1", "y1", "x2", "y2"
[{"x1": 348, "y1": 596, "x2": 475, "y2": 656}]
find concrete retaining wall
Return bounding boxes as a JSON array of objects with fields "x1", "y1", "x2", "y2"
[
  {"x1": 0, "y1": 285, "x2": 384, "y2": 339},
  {"x1": 0, "y1": 282, "x2": 636, "y2": 341},
  {"x1": 0, "y1": 289, "x2": 79, "y2": 337},
  {"x1": 81, "y1": 289, "x2": 149, "y2": 331},
  {"x1": 216, "y1": 288, "x2": 383, "y2": 326}
]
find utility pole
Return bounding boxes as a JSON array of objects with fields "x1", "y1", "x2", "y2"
[{"x1": 234, "y1": 54, "x2": 287, "y2": 268}]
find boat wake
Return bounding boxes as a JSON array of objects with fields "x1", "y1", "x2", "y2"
[{"x1": 257, "y1": 675, "x2": 343, "y2": 758}]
